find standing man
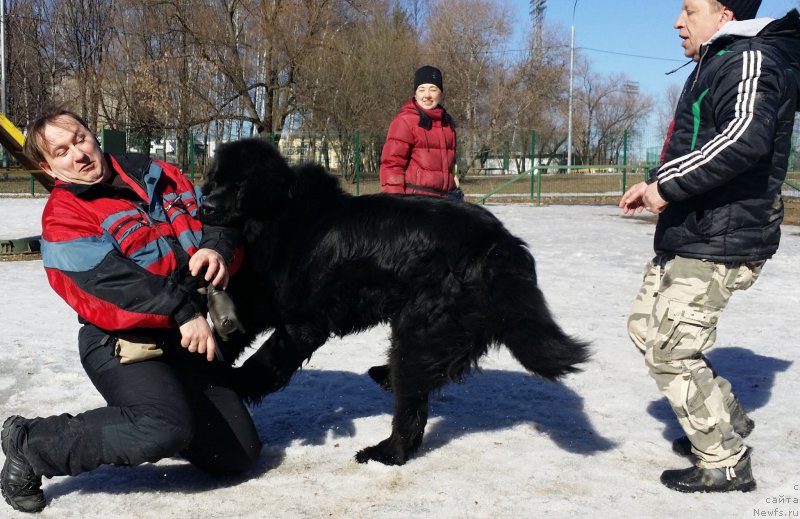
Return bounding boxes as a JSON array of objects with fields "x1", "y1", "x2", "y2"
[
  {"x1": 620, "y1": 1, "x2": 800, "y2": 493},
  {"x1": 1, "y1": 107, "x2": 262, "y2": 513}
]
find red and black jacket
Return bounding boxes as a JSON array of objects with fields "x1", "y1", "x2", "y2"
[{"x1": 41, "y1": 153, "x2": 242, "y2": 331}]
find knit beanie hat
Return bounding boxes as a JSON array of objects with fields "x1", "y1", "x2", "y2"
[
  {"x1": 414, "y1": 66, "x2": 444, "y2": 92},
  {"x1": 722, "y1": 0, "x2": 762, "y2": 20}
]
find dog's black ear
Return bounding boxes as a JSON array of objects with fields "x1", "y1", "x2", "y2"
[{"x1": 237, "y1": 139, "x2": 297, "y2": 218}]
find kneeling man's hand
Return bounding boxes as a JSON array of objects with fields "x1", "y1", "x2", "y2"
[
  {"x1": 179, "y1": 315, "x2": 217, "y2": 362},
  {"x1": 190, "y1": 248, "x2": 229, "y2": 289}
]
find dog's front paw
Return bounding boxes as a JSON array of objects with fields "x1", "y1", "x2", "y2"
[
  {"x1": 230, "y1": 363, "x2": 283, "y2": 404},
  {"x1": 354, "y1": 439, "x2": 408, "y2": 466}
]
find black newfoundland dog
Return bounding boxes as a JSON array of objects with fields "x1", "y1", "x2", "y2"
[{"x1": 199, "y1": 138, "x2": 589, "y2": 466}]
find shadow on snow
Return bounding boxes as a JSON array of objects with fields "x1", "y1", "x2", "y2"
[
  {"x1": 43, "y1": 367, "x2": 612, "y2": 500},
  {"x1": 253, "y1": 367, "x2": 615, "y2": 457}
]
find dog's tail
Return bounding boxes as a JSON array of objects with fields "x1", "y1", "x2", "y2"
[{"x1": 487, "y1": 240, "x2": 590, "y2": 380}]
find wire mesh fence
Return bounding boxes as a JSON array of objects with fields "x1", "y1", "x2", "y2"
[{"x1": 0, "y1": 172, "x2": 50, "y2": 196}]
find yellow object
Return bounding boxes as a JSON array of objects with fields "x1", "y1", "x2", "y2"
[{"x1": 0, "y1": 112, "x2": 53, "y2": 191}]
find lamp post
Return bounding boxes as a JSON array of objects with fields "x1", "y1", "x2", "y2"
[
  {"x1": 0, "y1": 0, "x2": 5, "y2": 118},
  {"x1": 1, "y1": 0, "x2": 7, "y2": 169},
  {"x1": 567, "y1": 0, "x2": 578, "y2": 170}
]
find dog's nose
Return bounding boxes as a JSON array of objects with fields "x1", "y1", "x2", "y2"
[
  {"x1": 198, "y1": 201, "x2": 218, "y2": 221},
  {"x1": 199, "y1": 198, "x2": 216, "y2": 214}
]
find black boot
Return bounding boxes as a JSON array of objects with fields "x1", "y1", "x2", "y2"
[
  {"x1": 1, "y1": 416, "x2": 45, "y2": 513},
  {"x1": 660, "y1": 449, "x2": 756, "y2": 493},
  {"x1": 672, "y1": 397, "x2": 755, "y2": 456}
]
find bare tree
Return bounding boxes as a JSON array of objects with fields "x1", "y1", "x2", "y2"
[
  {"x1": 500, "y1": 23, "x2": 569, "y2": 172},
  {"x1": 54, "y1": 0, "x2": 115, "y2": 130},
  {"x1": 5, "y1": 0, "x2": 56, "y2": 125},
  {"x1": 298, "y1": 0, "x2": 419, "y2": 179},
  {"x1": 423, "y1": 0, "x2": 512, "y2": 171},
  {"x1": 169, "y1": 0, "x2": 364, "y2": 142},
  {"x1": 574, "y1": 69, "x2": 653, "y2": 164},
  {"x1": 1, "y1": 0, "x2": 659, "y2": 179},
  {"x1": 657, "y1": 82, "x2": 683, "y2": 135}
]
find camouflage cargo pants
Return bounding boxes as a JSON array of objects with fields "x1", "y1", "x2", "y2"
[{"x1": 627, "y1": 255, "x2": 763, "y2": 468}]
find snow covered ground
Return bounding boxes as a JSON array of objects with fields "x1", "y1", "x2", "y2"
[{"x1": 1, "y1": 199, "x2": 798, "y2": 519}]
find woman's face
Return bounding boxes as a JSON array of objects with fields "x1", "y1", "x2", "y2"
[{"x1": 415, "y1": 84, "x2": 442, "y2": 110}]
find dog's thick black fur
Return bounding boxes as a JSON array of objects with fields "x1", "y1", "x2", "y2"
[{"x1": 199, "y1": 138, "x2": 590, "y2": 466}]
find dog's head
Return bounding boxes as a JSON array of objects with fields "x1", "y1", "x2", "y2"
[{"x1": 199, "y1": 138, "x2": 296, "y2": 226}]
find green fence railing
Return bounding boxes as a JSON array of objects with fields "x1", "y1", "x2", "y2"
[
  {"x1": 4, "y1": 167, "x2": 800, "y2": 201},
  {"x1": 0, "y1": 170, "x2": 49, "y2": 196},
  {"x1": 474, "y1": 164, "x2": 651, "y2": 205}
]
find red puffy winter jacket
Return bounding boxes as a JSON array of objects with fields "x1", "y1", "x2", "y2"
[{"x1": 380, "y1": 99, "x2": 457, "y2": 197}]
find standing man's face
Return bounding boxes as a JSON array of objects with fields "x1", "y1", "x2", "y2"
[
  {"x1": 674, "y1": 0, "x2": 733, "y2": 61},
  {"x1": 37, "y1": 115, "x2": 109, "y2": 185}
]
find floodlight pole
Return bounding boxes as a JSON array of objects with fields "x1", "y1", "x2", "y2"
[
  {"x1": 567, "y1": 0, "x2": 578, "y2": 170},
  {"x1": 1, "y1": 0, "x2": 7, "y2": 168}
]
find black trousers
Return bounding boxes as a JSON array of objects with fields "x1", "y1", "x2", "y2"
[{"x1": 23, "y1": 324, "x2": 262, "y2": 477}]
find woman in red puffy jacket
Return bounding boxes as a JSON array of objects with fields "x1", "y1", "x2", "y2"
[{"x1": 379, "y1": 65, "x2": 461, "y2": 200}]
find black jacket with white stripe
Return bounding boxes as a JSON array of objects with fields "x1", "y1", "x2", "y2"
[{"x1": 652, "y1": 10, "x2": 800, "y2": 262}]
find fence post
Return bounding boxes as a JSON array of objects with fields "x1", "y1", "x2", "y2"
[
  {"x1": 29, "y1": 174, "x2": 34, "y2": 196},
  {"x1": 622, "y1": 128, "x2": 628, "y2": 194},
  {"x1": 530, "y1": 129, "x2": 536, "y2": 200},
  {"x1": 503, "y1": 141, "x2": 510, "y2": 174},
  {"x1": 355, "y1": 130, "x2": 361, "y2": 196}
]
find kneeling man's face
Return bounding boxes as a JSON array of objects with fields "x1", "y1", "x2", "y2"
[{"x1": 38, "y1": 115, "x2": 109, "y2": 185}]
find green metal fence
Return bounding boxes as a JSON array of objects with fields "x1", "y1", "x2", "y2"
[
  {"x1": 473, "y1": 164, "x2": 650, "y2": 205},
  {"x1": 3, "y1": 125, "x2": 800, "y2": 201},
  {"x1": 0, "y1": 171, "x2": 50, "y2": 196}
]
